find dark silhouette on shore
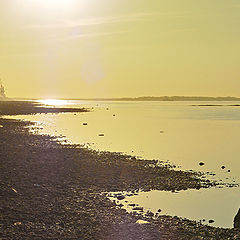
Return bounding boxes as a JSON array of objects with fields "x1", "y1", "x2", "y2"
[
  {"x1": 234, "y1": 208, "x2": 240, "y2": 228},
  {"x1": 0, "y1": 79, "x2": 6, "y2": 99}
]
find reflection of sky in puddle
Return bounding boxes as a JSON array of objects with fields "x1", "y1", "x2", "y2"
[
  {"x1": 108, "y1": 187, "x2": 240, "y2": 228},
  {"x1": 9, "y1": 100, "x2": 240, "y2": 229}
]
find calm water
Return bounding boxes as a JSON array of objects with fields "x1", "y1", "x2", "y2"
[{"x1": 10, "y1": 100, "x2": 240, "y2": 228}]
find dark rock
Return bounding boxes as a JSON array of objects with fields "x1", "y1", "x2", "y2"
[
  {"x1": 209, "y1": 220, "x2": 214, "y2": 224},
  {"x1": 83, "y1": 123, "x2": 88, "y2": 126},
  {"x1": 146, "y1": 211, "x2": 154, "y2": 217},
  {"x1": 199, "y1": 162, "x2": 205, "y2": 166},
  {"x1": 116, "y1": 195, "x2": 125, "y2": 200},
  {"x1": 221, "y1": 166, "x2": 226, "y2": 169},
  {"x1": 234, "y1": 208, "x2": 240, "y2": 228},
  {"x1": 128, "y1": 203, "x2": 136, "y2": 207},
  {"x1": 157, "y1": 209, "x2": 161, "y2": 213},
  {"x1": 132, "y1": 207, "x2": 143, "y2": 211}
]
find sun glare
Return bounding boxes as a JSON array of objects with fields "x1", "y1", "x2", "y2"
[
  {"x1": 34, "y1": 0, "x2": 79, "y2": 10},
  {"x1": 38, "y1": 99, "x2": 69, "y2": 106}
]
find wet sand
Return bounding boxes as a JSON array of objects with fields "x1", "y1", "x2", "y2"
[{"x1": 0, "y1": 101, "x2": 240, "y2": 239}]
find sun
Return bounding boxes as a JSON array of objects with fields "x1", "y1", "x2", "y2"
[
  {"x1": 34, "y1": 0, "x2": 79, "y2": 10},
  {"x1": 43, "y1": 0, "x2": 75, "y2": 6}
]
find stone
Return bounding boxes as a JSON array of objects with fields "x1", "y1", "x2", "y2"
[
  {"x1": 132, "y1": 207, "x2": 143, "y2": 211},
  {"x1": 136, "y1": 220, "x2": 149, "y2": 224},
  {"x1": 234, "y1": 208, "x2": 240, "y2": 228},
  {"x1": 14, "y1": 222, "x2": 22, "y2": 226},
  {"x1": 116, "y1": 195, "x2": 125, "y2": 200},
  {"x1": 128, "y1": 203, "x2": 136, "y2": 207}
]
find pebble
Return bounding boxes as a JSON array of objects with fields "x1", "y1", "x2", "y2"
[
  {"x1": 136, "y1": 220, "x2": 149, "y2": 224},
  {"x1": 199, "y1": 162, "x2": 205, "y2": 166},
  {"x1": 116, "y1": 195, "x2": 125, "y2": 200},
  {"x1": 128, "y1": 203, "x2": 136, "y2": 207},
  {"x1": 11, "y1": 188, "x2": 17, "y2": 193},
  {"x1": 14, "y1": 222, "x2": 22, "y2": 226},
  {"x1": 132, "y1": 207, "x2": 143, "y2": 211}
]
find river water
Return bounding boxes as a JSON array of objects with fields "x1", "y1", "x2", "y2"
[{"x1": 10, "y1": 100, "x2": 240, "y2": 228}]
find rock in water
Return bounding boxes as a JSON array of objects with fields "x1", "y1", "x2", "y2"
[
  {"x1": 116, "y1": 195, "x2": 125, "y2": 200},
  {"x1": 234, "y1": 208, "x2": 240, "y2": 228}
]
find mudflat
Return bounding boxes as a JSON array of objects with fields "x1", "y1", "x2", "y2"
[{"x1": 0, "y1": 101, "x2": 240, "y2": 239}]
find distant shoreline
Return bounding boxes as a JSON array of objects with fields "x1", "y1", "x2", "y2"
[{"x1": 8, "y1": 96, "x2": 240, "y2": 101}]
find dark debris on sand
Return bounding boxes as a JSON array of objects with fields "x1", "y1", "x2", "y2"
[{"x1": 0, "y1": 103, "x2": 240, "y2": 239}]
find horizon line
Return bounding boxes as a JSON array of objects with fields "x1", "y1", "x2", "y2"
[{"x1": 7, "y1": 96, "x2": 240, "y2": 101}]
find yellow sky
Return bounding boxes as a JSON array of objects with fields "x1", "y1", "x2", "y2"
[{"x1": 1, "y1": 0, "x2": 240, "y2": 98}]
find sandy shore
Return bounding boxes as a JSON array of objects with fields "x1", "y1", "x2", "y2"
[
  {"x1": 0, "y1": 101, "x2": 240, "y2": 239},
  {"x1": 0, "y1": 101, "x2": 88, "y2": 115}
]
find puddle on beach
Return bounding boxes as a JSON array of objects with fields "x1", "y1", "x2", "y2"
[
  {"x1": 7, "y1": 100, "x2": 240, "y2": 229},
  {"x1": 107, "y1": 187, "x2": 240, "y2": 229}
]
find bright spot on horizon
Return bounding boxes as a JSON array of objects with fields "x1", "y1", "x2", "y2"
[{"x1": 38, "y1": 99, "x2": 69, "y2": 106}]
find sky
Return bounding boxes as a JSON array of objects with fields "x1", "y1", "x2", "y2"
[{"x1": 1, "y1": 0, "x2": 240, "y2": 99}]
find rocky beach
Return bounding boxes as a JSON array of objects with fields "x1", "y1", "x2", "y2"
[{"x1": 1, "y1": 101, "x2": 240, "y2": 239}]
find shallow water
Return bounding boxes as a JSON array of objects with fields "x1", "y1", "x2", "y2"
[
  {"x1": 10, "y1": 100, "x2": 240, "y2": 228},
  {"x1": 108, "y1": 187, "x2": 240, "y2": 228}
]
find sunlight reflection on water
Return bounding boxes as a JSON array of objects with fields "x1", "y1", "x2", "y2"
[{"x1": 37, "y1": 99, "x2": 70, "y2": 106}]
